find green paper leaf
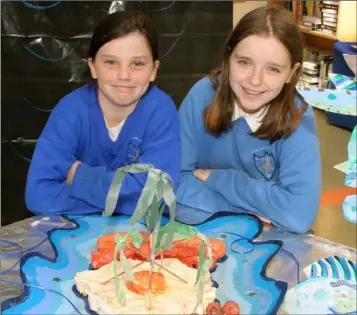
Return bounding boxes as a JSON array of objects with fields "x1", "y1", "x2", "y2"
[
  {"x1": 129, "y1": 169, "x2": 158, "y2": 226},
  {"x1": 162, "y1": 180, "x2": 176, "y2": 218},
  {"x1": 119, "y1": 251, "x2": 134, "y2": 281},
  {"x1": 194, "y1": 279, "x2": 204, "y2": 313},
  {"x1": 103, "y1": 169, "x2": 126, "y2": 217},
  {"x1": 161, "y1": 180, "x2": 176, "y2": 249},
  {"x1": 156, "y1": 221, "x2": 198, "y2": 251},
  {"x1": 193, "y1": 233, "x2": 213, "y2": 312},
  {"x1": 144, "y1": 194, "x2": 161, "y2": 231},
  {"x1": 128, "y1": 229, "x2": 146, "y2": 249},
  {"x1": 195, "y1": 242, "x2": 205, "y2": 286},
  {"x1": 115, "y1": 234, "x2": 134, "y2": 281},
  {"x1": 113, "y1": 257, "x2": 126, "y2": 305},
  {"x1": 150, "y1": 203, "x2": 166, "y2": 266},
  {"x1": 145, "y1": 181, "x2": 164, "y2": 231},
  {"x1": 113, "y1": 240, "x2": 127, "y2": 305}
]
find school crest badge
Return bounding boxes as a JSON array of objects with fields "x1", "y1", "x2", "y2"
[
  {"x1": 254, "y1": 152, "x2": 276, "y2": 180},
  {"x1": 127, "y1": 137, "x2": 142, "y2": 164}
]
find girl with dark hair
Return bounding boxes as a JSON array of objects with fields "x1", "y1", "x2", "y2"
[
  {"x1": 26, "y1": 11, "x2": 180, "y2": 216},
  {"x1": 176, "y1": 7, "x2": 321, "y2": 233}
]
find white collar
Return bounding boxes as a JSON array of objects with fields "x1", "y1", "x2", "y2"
[
  {"x1": 233, "y1": 102, "x2": 268, "y2": 132},
  {"x1": 104, "y1": 116, "x2": 126, "y2": 130}
]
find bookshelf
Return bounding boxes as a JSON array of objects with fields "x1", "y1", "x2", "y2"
[
  {"x1": 266, "y1": 1, "x2": 285, "y2": 8},
  {"x1": 266, "y1": 1, "x2": 337, "y2": 51},
  {"x1": 299, "y1": 25, "x2": 336, "y2": 41}
]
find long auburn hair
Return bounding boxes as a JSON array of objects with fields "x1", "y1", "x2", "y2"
[{"x1": 204, "y1": 7, "x2": 307, "y2": 141}]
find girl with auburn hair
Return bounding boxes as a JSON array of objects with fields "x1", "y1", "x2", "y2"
[
  {"x1": 26, "y1": 11, "x2": 180, "y2": 216},
  {"x1": 176, "y1": 7, "x2": 321, "y2": 233}
]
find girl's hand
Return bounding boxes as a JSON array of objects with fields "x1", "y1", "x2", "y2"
[
  {"x1": 250, "y1": 212, "x2": 272, "y2": 225},
  {"x1": 66, "y1": 161, "x2": 81, "y2": 185},
  {"x1": 193, "y1": 169, "x2": 214, "y2": 182}
]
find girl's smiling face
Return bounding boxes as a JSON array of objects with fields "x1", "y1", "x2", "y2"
[
  {"x1": 88, "y1": 32, "x2": 159, "y2": 109},
  {"x1": 229, "y1": 35, "x2": 300, "y2": 113}
]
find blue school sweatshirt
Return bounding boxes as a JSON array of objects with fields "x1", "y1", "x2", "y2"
[
  {"x1": 176, "y1": 77, "x2": 321, "y2": 233},
  {"x1": 25, "y1": 83, "x2": 180, "y2": 216}
]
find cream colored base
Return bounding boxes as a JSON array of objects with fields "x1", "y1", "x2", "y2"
[{"x1": 74, "y1": 258, "x2": 216, "y2": 314}]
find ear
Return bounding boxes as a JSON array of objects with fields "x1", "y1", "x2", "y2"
[
  {"x1": 149, "y1": 60, "x2": 160, "y2": 82},
  {"x1": 286, "y1": 62, "x2": 301, "y2": 83},
  {"x1": 88, "y1": 57, "x2": 97, "y2": 80}
]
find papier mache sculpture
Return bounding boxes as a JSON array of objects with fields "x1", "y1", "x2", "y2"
[{"x1": 74, "y1": 164, "x2": 240, "y2": 315}]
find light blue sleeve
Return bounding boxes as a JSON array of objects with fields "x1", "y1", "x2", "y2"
[
  {"x1": 176, "y1": 79, "x2": 232, "y2": 223},
  {"x1": 205, "y1": 106, "x2": 322, "y2": 233}
]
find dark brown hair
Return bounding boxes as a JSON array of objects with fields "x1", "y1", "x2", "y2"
[
  {"x1": 88, "y1": 11, "x2": 159, "y2": 61},
  {"x1": 204, "y1": 7, "x2": 307, "y2": 141}
]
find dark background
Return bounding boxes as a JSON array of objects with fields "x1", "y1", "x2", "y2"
[{"x1": 1, "y1": 1, "x2": 233, "y2": 225}]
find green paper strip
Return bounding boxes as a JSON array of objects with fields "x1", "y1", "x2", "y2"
[
  {"x1": 118, "y1": 249, "x2": 134, "y2": 282},
  {"x1": 150, "y1": 204, "x2": 166, "y2": 267},
  {"x1": 146, "y1": 179, "x2": 164, "y2": 230},
  {"x1": 129, "y1": 229, "x2": 146, "y2": 248},
  {"x1": 130, "y1": 169, "x2": 159, "y2": 226},
  {"x1": 103, "y1": 169, "x2": 126, "y2": 217},
  {"x1": 112, "y1": 259, "x2": 125, "y2": 305},
  {"x1": 156, "y1": 221, "x2": 198, "y2": 251},
  {"x1": 194, "y1": 243, "x2": 206, "y2": 312},
  {"x1": 113, "y1": 239, "x2": 126, "y2": 305},
  {"x1": 194, "y1": 233, "x2": 213, "y2": 313},
  {"x1": 161, "y1": 183, "x2": 176, "y2": 249}
]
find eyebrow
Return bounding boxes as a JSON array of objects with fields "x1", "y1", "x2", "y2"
[
  {"x1": 101, "y1": 54, "x2": 148, "y2": 59},
  {"x1": 267, "y1": 62, "x2": 286, "y2": 68},
  {"x1": 233, "y1": 53, "x2": 286, "y2": 68}
]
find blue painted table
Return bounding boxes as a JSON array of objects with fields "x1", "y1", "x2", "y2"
[{"x1": 1, "y1": 214, "x2": 356, "y2": 314}]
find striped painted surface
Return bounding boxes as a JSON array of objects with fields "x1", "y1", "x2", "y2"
[{"x1": 305, "y1": 256, "x2": 357, "y2": 282}]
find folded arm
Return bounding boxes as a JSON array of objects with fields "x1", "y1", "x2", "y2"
[
  {"x1": 204, "y1": 110, "x2": 322, "y2": 233},
  {"x1": 26, "y1": 98, "x2": 180, "y2": 215},
  {"x1": 69, "y1": 102, "x2": 180, "y2": 212},
  {"x1": 176, "y1": 82, "x2": 231, "y2": 216}
]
